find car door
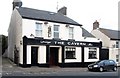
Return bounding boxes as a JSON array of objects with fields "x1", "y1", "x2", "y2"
[
  {"x1": 104, "y1": 60, "x2": 110, "y2": 70},
  {"x1": 109, "y1": 60, "x2": 115, "y2": 69}
]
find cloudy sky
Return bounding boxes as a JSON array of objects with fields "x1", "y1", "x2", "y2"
[{"x1": 0, "y1": 0, "x2": 119, "y2": 35}]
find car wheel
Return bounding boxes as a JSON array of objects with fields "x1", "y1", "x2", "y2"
[
  {"x1": 113, "y1": 67, "x2": 117, "y2": 71},
  {"x1": 99, "y1": 67, "x2": 103, "y2": 72}
]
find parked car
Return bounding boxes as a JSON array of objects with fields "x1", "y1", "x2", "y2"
[{"x1": 88, "y1": 60, "x2": 117, "y2": 72}]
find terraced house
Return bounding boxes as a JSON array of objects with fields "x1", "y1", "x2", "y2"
[
  {"x1": 8, "y1": 0, "x2": 102, "y2": 67},
  {"x1": 91, "y1": 20, "x2": 120, "y2": 66}
]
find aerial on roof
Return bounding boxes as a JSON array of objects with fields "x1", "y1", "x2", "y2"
[
  {"x1": 99, "y1": 28, "x2": 120, "y2": 40},
  {"x1": 16, "y1": 7, "x2": 82, "y2": 26}
]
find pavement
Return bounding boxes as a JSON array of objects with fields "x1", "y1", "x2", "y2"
[{"x1": 2, "y1": 57, "x2": 88, "y2": 76}]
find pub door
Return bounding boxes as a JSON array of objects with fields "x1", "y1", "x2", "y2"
[
  {"x1": 49, "y1": 47, "x2": 59, "y2": 67},
  {"x1": 31, "y1": 47, "x2": 38, "y2": 66}
]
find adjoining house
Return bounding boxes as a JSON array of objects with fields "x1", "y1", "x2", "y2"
[
  {"x1": 91, "y1": 20, "x2": 120, "y2": 66},
  {"x1": 8, "y1": 0, "x2": 102, "y2": 67}
]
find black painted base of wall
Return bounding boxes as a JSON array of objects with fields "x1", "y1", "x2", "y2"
[
  {"x1": 19, "y1": 62, "x2": 94, "y2": 68},
  {"x1": 19, "y1": 64, "x2": 31, "y2": 68},
  {"x1": 58, "y1": 62, "x2": 94, "y2": 67},
  {"x1": 38, "y1": 63, "x2": 49, "y2": 67}
]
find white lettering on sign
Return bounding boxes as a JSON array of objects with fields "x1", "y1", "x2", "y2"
[
  {"x1": 67, "y1": 42, "x2": 91, "y2": 46},
  {"x1": 40, "y1": 41, "x2": 51, "y2": 44},
  {"x1": 39, "y1": 40, "x2": 93, "y2": 46},
  {"x1": 54, "y1": 41, "x2": 65, "y2": 45}
]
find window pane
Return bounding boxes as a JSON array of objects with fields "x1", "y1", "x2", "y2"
[
  {"x1": 69, "y1": 27, "x2": 74, "y2": 39},
  {"x1": 53, "y1": 25, "x2": 59, "y2": 38},
  {"x1": 35, "y1": 23, "x2": 42, "y2": 37},
  {"x1": 66, "y1": 51, "x2": 75, "y2": 59},
  {"x1": 89, "y1": 48, "x2": 97, "y2": 59},
  {"x1": 54, "y1": 25, "x2": 59, "y2": 31},
  {"x1": 54, "y1": 32, "x2": 59, "y2": 38},
  {"x1": 65, "y1": 47, "x2": 76, "y2": 59},
  {"x1": 116, "y1": 55, "x2": 119, "y2": 62},
  {"x1": 116, "y1": 41, "x2": 119, "y2": 48}
]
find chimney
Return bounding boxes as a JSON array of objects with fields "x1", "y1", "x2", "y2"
[
  {"x1": 93, "y1": 20, "x2": 99, "y2": 30},
  {"x1": 57, "y1": 6, "x2": 67, "y2": 15},
  {"x1": 12, "y1": 0, "x2": 22, "y2": 10}
]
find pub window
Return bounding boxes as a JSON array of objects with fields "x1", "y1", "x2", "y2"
[
  {"x1": 53, "y1": 25, "x2": 59, "y2": 38},
  {"x1": 69, "y1": 27, "x2": 74, "y2": 39},
  {"x1": 35, "y1": 23, "x2": 42, "y2": 37},
  {"x1": 65, "y1": 47, "x2": 76, "y2": 59},
  {"x1": 88, "y1": 48, "x2": 97, "y2": 59}
]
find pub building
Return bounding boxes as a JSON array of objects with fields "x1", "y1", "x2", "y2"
[{"x1": 8, "y1": 0, "x2": 102, "y2": 67}]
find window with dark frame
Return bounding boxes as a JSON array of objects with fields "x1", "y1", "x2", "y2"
[
  {"x1": 65, "y1": 47, "x2": 76, "y2": 59},
  {"x1": 88, "y1": 48, "x2": 97, "y2": 59}
]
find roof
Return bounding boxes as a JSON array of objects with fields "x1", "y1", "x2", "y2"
[
  {"x1": 82, "y1": 28, "x2": 95, "y2": 38},
  {"x1": 99, "y1": 28, "x2": 120, "y2": 40},
  {"x1": 16, "y1": 7, "x2": 82, "y2": 26}
]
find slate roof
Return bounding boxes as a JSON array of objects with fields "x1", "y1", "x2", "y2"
[
  {"x1": 99, "y1": 28, "x2": 120, "y2": 40},
  {"x1": 16, "y1": 7, "x2": 82, "y2": 26},
  {"x1": 82, "y1": 28, "x2": 95, "y2": 38}
]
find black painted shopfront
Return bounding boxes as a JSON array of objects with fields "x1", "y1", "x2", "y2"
[{"x1": 21, "y1": 36, "x2": 102, "y2": 67}]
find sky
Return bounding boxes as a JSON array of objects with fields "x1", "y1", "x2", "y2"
[{"x1": 0, "y1": 0, "x2": 119, "y2": 36}]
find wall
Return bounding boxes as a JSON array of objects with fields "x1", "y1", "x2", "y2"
[
  {"x1": 8, "y1": 9, "x2": 16, "y2": 61},
  {"x1": 109, "y1": 40, "x2": 119, "y2": 63},
  {"x1": 91, "y1": 29, "x2": 110, "y2": 47},
  {"x1": 38, "y1": 46, "x2": 46, "y2": 64},
  {"x1": 22, "y1": 19, "x2": 82, "y2": 41},
  {"x1": 15, "y1": 9, "x2": 23, "y2": 64},
  {"x1": 8, "y1": 9, "x2": 23, "y2": 62}
]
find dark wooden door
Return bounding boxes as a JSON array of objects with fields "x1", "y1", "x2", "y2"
[
  {"x1": 31, "y1": 47, "x2": 38, "y2": 66},
  {"x1": 100, "y1": 49, "x2": 109, "y2": 60},
  {"x1": 49, "y1": 47, "x2": 59, "y2": 66}
]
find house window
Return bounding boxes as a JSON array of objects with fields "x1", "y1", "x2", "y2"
[
  {"x1": 88, "y1": 48, "x2": 97, "y2": 59},
  {"x1": 35, "y1": 23, "x2": 42, "y2": 37},
  {"x1": 53, "y1": 25, "x2": 59, "y2": 38},
  {"x1": 69, "y1": 27, "x2": 74, "y2": 39},
  {"x1": 116, "y1": 55, "x2": 119, "y2": 62},
  {"x1": 65, "y1": 47, "x2": 76, "y2": 59},
  {"x1": 116, "y1": 41, "x2": 119, "y2": 48}
]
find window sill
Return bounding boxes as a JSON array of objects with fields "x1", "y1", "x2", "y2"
[
  {"x1": 52, "y1": 38, "x2": 61, "y2": 40},
  {"x1": 35, "y1": 37, "x2": 44, "y2": 39},
  {"x1": 65, "y1": 58, "x2": 76, "y2": 59},
  {"x1": 68, "y1": 39, "x2": 75, "y2": 41},
  {"x1": 88, "y1": 57, "x2": 97, "y2": 59}
]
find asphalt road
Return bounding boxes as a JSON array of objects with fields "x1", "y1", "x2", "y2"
[
  {"x1": 2, "y1": 57, "x2": 119, "y2": 78},
  {"x1": 2, "y1": 68, "x2": 118, "y2": 76}
]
